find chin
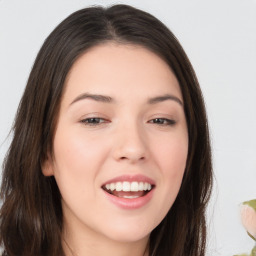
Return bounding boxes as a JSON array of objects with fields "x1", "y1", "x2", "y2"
[
  {"x1": 99, "y1": 219, "x2": 156, "y2": 243},
  {"x1": 106, "y1": 231, "x2": 150, "y2": 243}
]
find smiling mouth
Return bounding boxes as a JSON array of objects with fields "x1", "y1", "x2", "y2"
[{"x1": 102, "y1": 181, "x2": 154, "y2": 199}]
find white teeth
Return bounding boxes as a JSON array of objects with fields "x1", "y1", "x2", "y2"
[
  {"x1": 104, "y1": 181, "x2": 153, "y2": 192},
  {"x1": 110, "y1": 183, "x2": 115, "y2": 191},
  {"x1": 123, "y1": 181, "x2": 130, "y2": 191},
  {"x1": 131, "y1": 181, "x2": 139, "y2": 191},
  {"x1": 138, "y1": 182, "x2": 144, "y2": 191},
  {"x1": 116, "y1": 182, "x2": 122, "y2": 191}
]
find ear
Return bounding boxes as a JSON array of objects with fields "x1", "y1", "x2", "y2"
[{"x1": 41, "y1": 156, "x2": 54, "y2": 177}]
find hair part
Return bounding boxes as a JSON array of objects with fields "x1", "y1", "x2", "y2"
[{"x1": 0, "y1": 4, "x2": 212, "y2": 256}]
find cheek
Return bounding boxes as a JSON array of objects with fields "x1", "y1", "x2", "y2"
[
  {"x1": 54, "y1": 128, "x2": 108, "y2": 169},
  {"x1": 161, "y1": 145, "x2": 187, "y2": 196},
  {"x1": 52, "y1": 129, "x2": 109, "y2": 196},
  {"x1": 152, "y1": 133, "x2": 188, "y2": 208},
  {"x1": 153, "y1": 132, "x2": 188, "y2": 175}
]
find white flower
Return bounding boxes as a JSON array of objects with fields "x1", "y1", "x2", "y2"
[{"x1": 240, "y1": 200, "x2": 256, "y2": 240}]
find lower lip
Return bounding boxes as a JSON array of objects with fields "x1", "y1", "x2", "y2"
[{"x1": 102, "y1": 189, "x2": 155, "y2": 210}]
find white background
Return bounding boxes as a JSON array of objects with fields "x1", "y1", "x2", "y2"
[{"x1": 0, "y1": 0, "x2": 256, "y2": 255}]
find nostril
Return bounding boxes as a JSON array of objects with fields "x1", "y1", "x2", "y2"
[
  {"x1": 118, "y1": 155, "x2": 145, "y2": 162},
  {"x1": 112, "y1": 132, "x2": 148, "y2": 162}
]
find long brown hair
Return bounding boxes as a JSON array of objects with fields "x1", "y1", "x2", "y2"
[{"x1": 0, "y1": 4, "x2": 213, "y2": 256}]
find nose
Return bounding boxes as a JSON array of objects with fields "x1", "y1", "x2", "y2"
[{"x1": 112, "y1": 122, "x2": 148, "y2": 164}]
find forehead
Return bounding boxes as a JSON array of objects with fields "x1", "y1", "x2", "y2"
[{"x1": 62, "y1": 43, "x2": 182, "y2": 105}]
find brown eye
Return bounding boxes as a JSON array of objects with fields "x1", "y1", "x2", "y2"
[
  {"x1": 80, "y1": 117, "x2": 107, "y2": 126},
  {"x1": 149, "y1": 118, "x2": 176, "y2": 126}
]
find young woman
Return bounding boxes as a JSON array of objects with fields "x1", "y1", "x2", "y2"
[{"x1": 0, "y1": 4, "x2": 213, "y2": 256}]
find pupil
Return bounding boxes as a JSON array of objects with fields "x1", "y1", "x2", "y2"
[
  {"x1": 89, "y1": 118, "x2": 99, "y2": 123},
  {"x1": 155, "y1": 118, "x2": 163, "y2": 123}
]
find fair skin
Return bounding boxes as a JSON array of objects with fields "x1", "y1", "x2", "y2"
[{"x1": 43, "y1": 43, "x2": 188, "y2": 256}]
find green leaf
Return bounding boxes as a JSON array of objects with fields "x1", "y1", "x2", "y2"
[
  {"x1": 250, "y1": 245, "x2": 256, "y2": 256},
  {"x1": 243, "y1": 200, "x2": 256, "y2": 211}
]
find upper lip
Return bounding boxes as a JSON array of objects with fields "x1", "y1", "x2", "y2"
[{"x1": 101, "y1": 174, "x2": 155, "y2": 187}]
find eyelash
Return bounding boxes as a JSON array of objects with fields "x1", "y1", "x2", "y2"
[
  {"x1": 148, "y1": 118, "x2": 176, "y2": 126},
  {"x1": 80, "y1": 117, "x2": 108, "y2": 126},
  {"x1": 80, "y1": 117, "x2": 176, "y2": 127}
]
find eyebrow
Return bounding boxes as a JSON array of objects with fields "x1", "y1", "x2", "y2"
[
  {"x1": 147, "y1": 94, "x2": 183, "y2": 106},
  {"x1": 70, "y1": 93, "x2": 114, "y2": 105},
  {"x1": 70, "y1": 93, "x2": 183, "y2": 106}
]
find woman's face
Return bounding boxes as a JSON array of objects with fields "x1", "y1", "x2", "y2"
[{"x1": 43, "y1": 43, "x2": 188, "y2": 244}]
